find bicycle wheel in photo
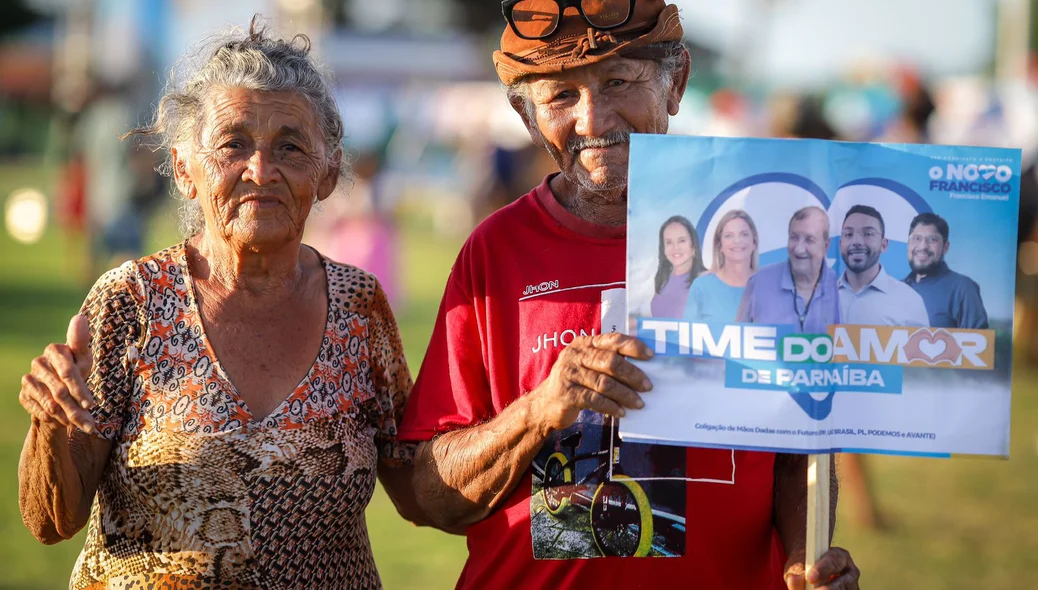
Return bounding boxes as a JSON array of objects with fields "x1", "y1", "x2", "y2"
[
  {"x1": 541, "y1": 451, "x2": 574, "y2": 515},
  {"x1": 589, "y1": 475, "x2": 653, "y2": 557}
]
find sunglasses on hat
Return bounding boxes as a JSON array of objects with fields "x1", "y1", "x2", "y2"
[{"x1": 502, "y1": 0, "x2": 637, "y2": 40}]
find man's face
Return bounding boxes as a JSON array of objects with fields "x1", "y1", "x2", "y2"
[
  {"x1": 520, "y1": 56, "x2": 683, "y2": 194},
  {"x1": 788, "y1": 210, "x2": 830, "y2": 277},
  {"x1": 908, "y1": 222, "x2": 949, "y2": 273},
  {"x1": 840, "y1": 212, "x2": 887, "y2": 274}
]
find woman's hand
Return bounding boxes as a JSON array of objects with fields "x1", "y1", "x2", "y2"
[
  {"x1": 19, "y1": 314, "x2": 114, "y2": 543},
  {"x1": 19, "y1": 315, "x2": 98, "y2": 435}
]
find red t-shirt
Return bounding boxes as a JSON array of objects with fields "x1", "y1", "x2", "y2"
[{"x1": 400, "y1": 176, "x2": 785, "y2": 589}]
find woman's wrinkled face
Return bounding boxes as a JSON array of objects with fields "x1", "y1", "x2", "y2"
[{"x1": 173, "y1": 88, "x2": 338, "y2": 248}]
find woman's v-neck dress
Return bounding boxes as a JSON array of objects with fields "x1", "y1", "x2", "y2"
[{"x1": 70, "y1": 242, "x2": 413, "y2": 590}]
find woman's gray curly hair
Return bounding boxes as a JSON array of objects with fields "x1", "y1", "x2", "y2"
[{"x1": 126, "y1": 16, "x2": 348, "y2": 236}]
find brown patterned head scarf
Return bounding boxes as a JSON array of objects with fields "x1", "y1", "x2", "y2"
[{"x1": 493, "y1": 0, "x2": 684, "y2": 85}]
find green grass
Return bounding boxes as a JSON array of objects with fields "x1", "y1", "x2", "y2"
[
  {"x1": 1, "y1": 161, "x2": 1037, "y2": 588},
  {"x1": 832, "y1": 388, "x2": 1038, "y2": 588}
]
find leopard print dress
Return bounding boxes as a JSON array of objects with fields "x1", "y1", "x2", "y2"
[{"x1": 69, "y1": 242, "x2": 413, "y2": 590}]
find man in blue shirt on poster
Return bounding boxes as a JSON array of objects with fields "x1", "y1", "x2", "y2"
[
  {"x1": 903, "y1": 212, "x2": 989, "y2": 329},
  {"x1": 736, "y1": 206, "x2": 840, "y2": 332}
]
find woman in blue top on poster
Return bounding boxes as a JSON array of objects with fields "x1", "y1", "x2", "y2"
[
  {"x1": 685, "y1": 209, "x2": 759, "y2": 323},
  {"x1": 650, "y1": 216, "x2": 705, "y2": 317}
]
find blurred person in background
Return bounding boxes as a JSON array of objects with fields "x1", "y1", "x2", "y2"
[
  {"x1": 879, "y1": 66, "x2": 936, "y2": 144},
  {"x1": 475, "y1": 141, "x2": 555, "y2": 220},
  {"x1": 400, "y1": 1, "x2": 860, "y2": 589},
  {"x1": 771, "y1": 94, "x2": 839, "y2": 141},
  {"x1": 1016, "y1": 158, "x2": 1038, "y2": 361},
  {"x1": 56, "y1": 132, "x2": 91, "y2": 282},
  {"x1": 72, "y1": 80, "x2": 142, "y2": 274},
  {"x1": 702, "y1": 87, "x2": 750, "y2": 137},
  {"x1": 17, "y1": 20, "x2": 424, "y2": 589},
  {"x1": 651, "y1": 215, "x2": 704, "y2": 317},
  {"x1": 125, "y1": 137, "x2": 168, "y2": 236},
  {"x1": 305, "y1": 151, "x2": 402, "y2": 306},
  {"x1": 792, "y1": 96, "x2": 840, "y2": 141},
  {"x1": 685, "y1": 208, "x2": 758, "y2": 323}
]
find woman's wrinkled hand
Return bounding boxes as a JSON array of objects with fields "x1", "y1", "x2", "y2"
[{"x1": 19, "y1": 315, "x2": 98, "y2": 435}]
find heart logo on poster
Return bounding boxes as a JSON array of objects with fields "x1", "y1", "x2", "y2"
[
  {"x1": 979, "y1": 164, "x2": 998, "y2": 180},
  {"x1": 904, "y1": 329, "x2": 963, "y2": 366},
  {"x1": 917, "y1": 338, "x2": 946, "y2": 360},
  {"x1": 694, "y1": 173, "x2": 934, "y2": 420}
]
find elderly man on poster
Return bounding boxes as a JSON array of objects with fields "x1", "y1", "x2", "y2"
[
  {"x1": 736, "y1": 206, "x2": 841, "y2": 332},
  {"x1": 400, "y1": 2, "x2": 859, "y2": 589},
  {"x1": 837, "y1": 205, "x2": 929, "y2": 327}
]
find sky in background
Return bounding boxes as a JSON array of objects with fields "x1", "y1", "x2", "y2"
[{"x1": 673, "y1": 0, "x2": 997, "y2": 87}]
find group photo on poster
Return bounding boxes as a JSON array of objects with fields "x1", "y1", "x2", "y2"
[{"x1": 623, "y1": 135, "x2": 1019, "y2": 458}]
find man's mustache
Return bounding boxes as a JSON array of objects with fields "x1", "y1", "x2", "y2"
[{"x1": 568, "y1": 129, "x2": 632, "y2": 153}]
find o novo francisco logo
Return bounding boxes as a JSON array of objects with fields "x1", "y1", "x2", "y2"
[{"x1": 928, "y1": 163, "x2": 1013, "y2": 194}]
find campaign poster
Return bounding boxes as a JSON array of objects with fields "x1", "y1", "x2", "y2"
[{"x1": 623, "y1": 135, "x2": 1019, "y2": 458}]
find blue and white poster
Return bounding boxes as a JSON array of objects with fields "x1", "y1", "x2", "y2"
[{"x1": 623, "y1": 135, "x2": 1019, "y2": 458}]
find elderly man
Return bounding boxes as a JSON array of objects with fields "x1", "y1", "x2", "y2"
[
  {"x1": 400, "y1": 2, "x2": 859, "y2": 589},
  {"x1": 737, "y1": 206, "x2": 840, "y2": 332},
  {"x1": 904, "y1": 212, "x2": 989, "y2": 329},
  {"x1": 838, "y1": 205, "x2": 929, "y2": 327}
]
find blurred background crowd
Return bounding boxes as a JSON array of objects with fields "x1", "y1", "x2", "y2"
[{"x1": 2, "y1": 0, "x2": 1038, "y2": 588}]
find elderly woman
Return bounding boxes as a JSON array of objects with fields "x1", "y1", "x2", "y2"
[{"x1": 17, "y1": 22, "x2": 421, "y2": 589}]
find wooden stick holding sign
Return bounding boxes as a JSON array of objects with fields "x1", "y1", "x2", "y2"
[{"x1": 805, "y1": 453, "x2": 831, "y2": 590}]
